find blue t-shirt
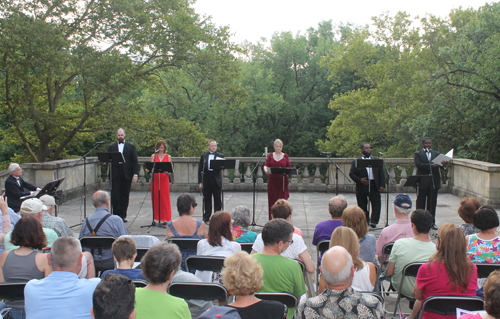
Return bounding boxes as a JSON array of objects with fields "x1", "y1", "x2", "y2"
[{"x1": 101, "y1": 268, "x2": 145, "y2": 280}]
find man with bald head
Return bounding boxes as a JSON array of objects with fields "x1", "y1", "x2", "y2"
[{"x1": 295, "y1": 246, "x2": 383, "y2": 318}]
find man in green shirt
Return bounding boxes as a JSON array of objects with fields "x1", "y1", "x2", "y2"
[{"x1": 252, "y1": 218, "x2": 306, "y2": 318}]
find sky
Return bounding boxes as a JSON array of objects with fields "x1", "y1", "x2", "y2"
[{"x1": 191, "y1": 0, "x2": 490, "y2": 45}]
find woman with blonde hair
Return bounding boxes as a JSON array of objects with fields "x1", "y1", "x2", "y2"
[
  {"x1": 342, "y1": 206, "x2": 376, "y2": 263},
  {"x1": 460, "y1": 270, "x2": 500, "y2": 319},
  {"x1": 409, "y1": 223, "x2": 478, "y2": 319},
  {"x1": 318, "y1": 226, "x2": 377, "y2": 293},
  {"x1": 219, "y1": 251, "x2": 287, "y2": 319}
]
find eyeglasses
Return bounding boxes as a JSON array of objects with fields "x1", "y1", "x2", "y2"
[
  {"x1": 285, "y1": 239, "x2": 294, "y2": 245},
  {"x1": 193, "y1": 203, "x2": 198, "y2": 208}
]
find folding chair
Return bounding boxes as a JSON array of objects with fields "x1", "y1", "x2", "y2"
[
  {"x1": 119, "y1": 235, "x2": 159, "y2": 248},
  {"x1": 0, "y1": 282, "x2": 26, "y2": 301},
  {"x1": 361, "y1": 291, "x2": 384, "y2": 305},
  {"x1": 475, "y1": 263, "x2": 500, "y2": 279},
  {"x1": 166, "y1": 238, "x2": 200, "y2": 251},
  {"x1": 294, "y1": 259, "x2": 315, "y2": 297},
  {"x1": 417, "y1": 295, "x2": 484, "y2": 319},
  {"x1": 393, "y1": 262, "x2": 424, "y2": 317},
  {"x1": 255, "y1": 292, "x2": 298, "y2": 309},
  {"x1": 185, "y1": 256, "x2": 226, "y2": 274},
  {"x1": 133, "y1": 279, "x2": 148, "y2": 288},
  {"x1": 80, "y1": 236, "x2": 116, "y2": 275},
  {"x1": 168, "y1": 282, "x2": 228, "y2": 304},
  {"x1": 135, "y1": 248, "x2": 149, "y2": 262},
  {"x1": 316, "y1": 240, "x2": 330, "y2": 289},
  {"x1": 240, "y1": 243, "x2": 254, "y2": 254}
]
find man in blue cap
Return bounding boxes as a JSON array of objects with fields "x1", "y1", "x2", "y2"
[{"x1": 376, "y1": 194, "x2": 414, "y2": 264}]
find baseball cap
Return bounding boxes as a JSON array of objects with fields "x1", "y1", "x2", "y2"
[
  {"x1": 20, "y1": 198, "x2": 45, "y2": 215},
  {"x1": 39, "y1": 195, "x2": 56, "y2": 208},
  {"x1": 197, "y1": 306, "x2": 242, "y2": 319},
  {"x1": 394, "y1": 194, "x2": 412, "y2": 209}
]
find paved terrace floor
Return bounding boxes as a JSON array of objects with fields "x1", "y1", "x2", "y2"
[{"x1": 61, "y1": 190, "x2": 465, "y2": 316}]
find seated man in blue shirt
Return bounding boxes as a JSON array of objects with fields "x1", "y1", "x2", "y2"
[{"x1": 25, "y1": 237, "x2": 101, "y2": 319}]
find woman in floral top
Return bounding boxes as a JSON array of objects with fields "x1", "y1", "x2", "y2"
[{"x1": 466, "y1": 207, "x2": 500, "y2": 263}]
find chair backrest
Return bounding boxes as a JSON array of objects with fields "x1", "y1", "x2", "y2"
[
  {"x1": 418, "y1": 295, "x2": 484, "y2": 319},
  {"x1": 382, "y1": 242, "x2": 394, "y2": 258},
  {"x1": 255, "y1": 292, "x2": 298, "y2": 309},
  {"x1": 80, "y1": 236, "x2": 116, "y2": 251},
  {"x1": 166, "y1": 238, "x2": 200, "y2": 251},
  {"x1": 119, "y1": 235, "x2": 159, "y2": 248},
  {"x1": 398, "y1": 262, "x2": 425, "y2": 298},
  {"x1": 133, "y1": 279, "x2": 148, "y2": 288},
  {"x1": 168, "y1": 282, "x2": 228, "y2": 302},
  {"x1": 240, "y1": 243, "x2": 253, "y2": 254},
  {"x1": 185, "y1": 256, "x2": 226, "y2": 273},
  {"x1": 317, "y1": 240, "x2": 330, "y2": 259},
  {"x1": 0, "y1": 282, "x2": 26, "y2": 301},
  {"x1": 475, "y1": 263, "x2": 500, "y2": 279},
  {"x1": 294, "y1": 259, "x2": 306, "y2": 273},
  {"x1": 135, "y1": 248, "x2": 149, "y2": 262},
  {"x1": 361, "y1": 291, "x2": 384, "y2": 305}
]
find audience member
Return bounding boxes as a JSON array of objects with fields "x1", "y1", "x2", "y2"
[
  {"x1": 135, "y1": 242, "x2": 190, "y2": 319},
  {"x1": 408, "y1": 223, "x2": 478, "y2": 319},
  {"x1": 4, "y1": 198, "x2": 58, "y2": 251},
  {"x1": 101, "y1": 237, "x2": 145, "y2": 280},
  {"x1": 376, "y1": 194, "x2": 413, "y2": 264},
  {"x1": 79, "y1": 190, "x2": 127, "y2": 271},
  {"x1": 40, "y1": 194, "x2": 73, "y2": 237},
  {"x1": 230, "y1": 206, "x2": 257, "y2": 243},
  {"x1": 91, "y1": 273, "x2": 136, "y2": 319},
  {"x1": 386, "y1": 209, "x2": 436, "y2": 298},
  {"x1": 312, "y1": 195, "x2": 346, "y2": 246},
  {"x1": 251, "y1": 202, "x2": 315, "y2": 273},
  {"x1": 0, "y1": 216, "x2": 51, "y2": 319},
  {"x1": 221, "y1": 251, "x2": 287, "y2": 318},
  {"x1": 0, "y1": 191, "x2": 21, "y2": 253},
  {"x1": 457, "y1": 197, "x2": 481, "y2": 236},
  {"x1": 171, "y1": 269, "x2": 214, "y2": 319},
  {"x1": 318, "y1": 226, "x2": 376, "y2": 293},
  {"x1": 252, "y1": 218, "x2": 306, "y2": 318},
  {"x1": 466, "y1": 206, "x2": 500, "y2": 263},
  {"x1": 24, "y1": 237, "x2": 101, "y2": 319},
  {"x1": 295, "y1": 246, "x2": 383, "y2": 319},
  {"x1": 166, "y1": 194, "x2": 207, "y2": 271},
  {"x1": 196, "y1": 211, "x2": 241, "y2": 282},
  {"x1": 459, "y1": 270, "x2": 500, "y2": 319},
  {"x1": 4, "y1": 163, "x2": 40, "y2": 212},
  {"x1": 342, "y1": 205, "x2": 376, "y2": 263}
]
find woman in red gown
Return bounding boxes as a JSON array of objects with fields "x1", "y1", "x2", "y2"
[
  {"x1": 264, "y1": 139, "x2": 292, "y2": 220},
  {"x1": 150, "y1": 140, "x2": 172, "y2": 224}
]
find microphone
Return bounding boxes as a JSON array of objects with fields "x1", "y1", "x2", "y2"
[
  {"x1": 95, "y1": 141, "x2": 105, "y2": 144},
  {"x1": 379, "y1": 152, "x2": 384, "y2": 156},
  {"x1": 320, "y1": 152, "x2": 330, "y2": 155},
  {"x1": 155, "y1": 149, "x2": 160, "y2": 154}
]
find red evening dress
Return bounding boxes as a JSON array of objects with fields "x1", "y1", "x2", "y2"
[
  {"x1": 265, "y1": 153, "x2": 291, "y2": 220},
  {"x1": 151, "y1": 154, "x2": 171, "y2": 223}
]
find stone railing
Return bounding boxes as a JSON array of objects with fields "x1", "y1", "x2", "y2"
[{"x1": 0, "y1": 156, "x2": 498, "y2": 206}]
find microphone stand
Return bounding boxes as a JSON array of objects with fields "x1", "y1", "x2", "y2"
[
  {"x1": 380, "y1": 153, "x2": 392, "y2": 228},
  {"x1": 321, "y1": 153, "x2": 351, "y2": 195},
  {"x1": 250, "y1": 153, "x2": 266, "y2": 229},
  {"x1": 70, "y1": 142, "x2": 104, "y2": 228}
]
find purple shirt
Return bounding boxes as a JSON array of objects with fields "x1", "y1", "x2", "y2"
[
  {"x1": 312, "y1": 219, "x2": 343, "y2": 246},
  {"x1": 376, "y1": 219, "x2": 413, "y2": 262}
]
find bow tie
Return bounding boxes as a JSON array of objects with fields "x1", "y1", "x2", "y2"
[
  {"x1": 118, "y1": 142, "x2": 124, "y2": 144},
  {"x1": 209, "y1": 152, "x2": 214, "y2": 155}
]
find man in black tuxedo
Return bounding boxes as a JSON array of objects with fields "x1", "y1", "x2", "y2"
[
  {"x1": 198, "y1": 140, "x2": 224, "y2": 223},
  {"x1": 4, "y1": 163, "x2": 41, "y2": 212},
  {"x1": 349, "y1": 143, "x2": 385, "y2": 227},
  {"x1": 414, "y1": 137, "x2": 448, "y2": 230},
  {"x1": 106, "y1": 128, "x2": 139, "y2": 222}
]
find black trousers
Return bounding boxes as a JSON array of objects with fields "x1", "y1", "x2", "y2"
[
  {"x1": 202, "y1": 172, "x2": 222, "y2": 222},
  {"x1": 356, "y1": 182, "x2": 381, "y2": 225},
  {"x1": 416, "y1": 186, "x2": 438, "y2": 224},
  {"x1": 111, "y1": 165, "x2": 132, "y2": 220}
]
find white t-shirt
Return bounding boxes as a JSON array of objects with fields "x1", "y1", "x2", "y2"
[{"x1": 252, "y1": 233, "x2": 307, "y2": 259}]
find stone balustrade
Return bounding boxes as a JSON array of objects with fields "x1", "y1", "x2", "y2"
[{"x1": 1, "y1": 157, "x2": 499, "y2": 206}]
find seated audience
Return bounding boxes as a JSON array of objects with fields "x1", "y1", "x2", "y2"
[
  {"x1": 376, "y1": 194, "x2": 413, "y2": 264},
  {"x1": 457, "y1": 197, "x2": 481, "y2": 236},
  {"x1": 408, "y1": 223, "x2": 478, "y2": 319},
  {"x1": 0, "y1": 191, "x2": 21, "y2": 254},
  {"x1": 196, "y1": 211, "x2": 241, "y2": 282},
  {"x1": 171, "y1": 269, "x2": 213, "y2": 319},
  {"x1": 252, "y1": 218, "x2": 306, "y2": 318},
  {"x1": 342, "y1": 205, "x2": 376, "y2": 263},
  {"x1": 4, "y1": 198, "x2": 58, "y2": 251},
  {"x1": 318, "y1": 227, "x2": 376, "y2": 293},
  {"x1": 312, "y1": 195, "x2": 346, "y2": 246},
  {"x1": 24, "y1": 237, "x2": 101, "y2": 319},
  {"x1": 466, "y1": 206, "x2": 500, "y2": 263},
  {"x1": 166, "y1": 194, "x2": 207, "y2": 271},
  {"x1": 295, "y1": 246, "x2": 383, "y2": 319},
  {"x1": 230, "y1": 206, "x2": 257, "y2": 243},
  {"x1": 386, "y1": 209, "x2": 436, "y2": 299},
  {"x1": 91, "y1": 273, "x2": 136, "y2": 319},
  {"x1": 79, "y1": 190, "x2": 127, "y2": 272},
  {"x1": 101, "y1": 237, "x2": 144, "y2": 280},
  {"x1": 135, "y1": 242, "x2": 190, "y2": 319},
  {"x1": 459, "y1": 270, "x2": 500, "y2": 319},
  {"x1": 0, "y1": 216, "x2": 51, "y2": 319},
  {"x1": 40, "y1": 194, "x2": 73, "y2": 237},
  {"x1": 251, "y1": 201, "x2": 315, "y2": 273},
  {"x1": 221, "y1": 251, "x2": 287, "y2": 319}
]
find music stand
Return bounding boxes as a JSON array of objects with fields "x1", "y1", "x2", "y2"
[
  {"x1": 269, "y1": 167, "x2": 298, "y2": 199},
  {"x1": 211, "y1": 159, "x2": 239, "y2": 210},
  {"x1": 141, "y1": 162, "x2": 173, "y2": 232},
  {"x1": 404, "y1": 175, "x2": 433, "y2": 200},
  {"x1": 97, "y1": 152, "x2": 125, "y2": 215},
  {"x1": 355, "y1": 159, "x2": 383, "y2": 228}
]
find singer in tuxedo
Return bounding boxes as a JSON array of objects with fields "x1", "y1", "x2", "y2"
[
  {"x1": 414, "y1": 137, "x2": 448, "y2": 230},
  {"x1": 198, "y1": 140, "x2": 224, "y2": 223},
  {"x1": 4, "y1": 163, "x2": 40, "y2": 212},
  {"x1": 106, "y1": 128, "x2": 139, "y2": 222},
  {"x1": 349, "y1": 143, "x2": 385, "y2": 227}
]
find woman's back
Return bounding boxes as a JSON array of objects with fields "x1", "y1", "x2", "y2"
[
  {"x1": 352, "y1": 261, "x2": 375, "y2": 292},
  {"x1": 227, "y1": 300, "x2": 287, "y2": 319},
  {"x1": 467, "y1": 234, "x2": 500, "y2": 263},
  {"x1": 168, "y1": 218, "x2": 204, "y2": 238}
]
